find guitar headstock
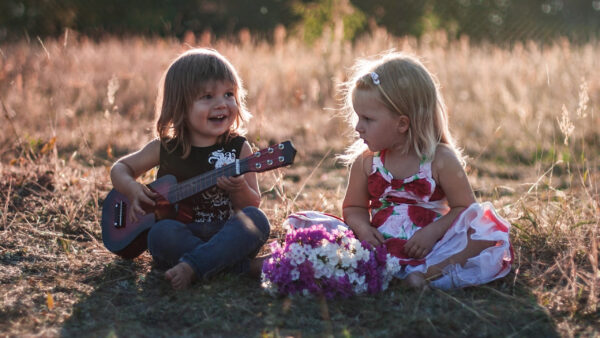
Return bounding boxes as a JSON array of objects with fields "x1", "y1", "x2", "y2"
[{"x1": 246, "y1": 140, "x2": 297, "y2": 173}]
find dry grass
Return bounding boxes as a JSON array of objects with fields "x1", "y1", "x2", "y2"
[{"x1": 0, "y1": 30, "x2": 598, "y2": 336}]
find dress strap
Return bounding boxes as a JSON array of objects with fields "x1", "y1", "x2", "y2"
[
  {"x1": 371, "y1": 151, "x2": 382, "y2": 173},
  {"x1": 380, "y1": 149, "x2": 387, "y2": 164},
  {"x1": 419, "y1": 159, "x2": 433, "y2": 179}
]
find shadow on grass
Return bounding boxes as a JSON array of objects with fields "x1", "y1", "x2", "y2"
[{"x1": 60, "y1": 259, "x2": 559, "y2": 337}]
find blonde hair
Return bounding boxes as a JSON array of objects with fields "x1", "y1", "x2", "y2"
[
  {"x1": 339, "y1": 51, "x2": 462, "y2": 165},
  {"x1": 155, "y1": 48, "x2": 251, "y2": 158}
]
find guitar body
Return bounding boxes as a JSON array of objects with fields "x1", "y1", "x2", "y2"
[
  {"x1": 100, "y1": 140, "x2": 297, "y2": 259},
  {"x1": 101, "y1": 175, "x2": 177, "y2": 259}
]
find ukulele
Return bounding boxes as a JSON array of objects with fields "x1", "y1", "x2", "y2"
[{"x1": 100, "y1": 140, "x2": 296, "y2": 259}]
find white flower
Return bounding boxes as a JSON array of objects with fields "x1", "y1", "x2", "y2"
[
  {"x1": 291, "y1": 269, "x2": 300, "y2": 281},
  {"x1": 353, "y1": 280, "x2": 368, "y2": 294},
  {"x1": 348, "y1": 272, "x2": 365, "y2": 285},
  {"x1": 334, "y1": 268, "x2": 346, "y2": 278},
  {"x1": 339, "y1": 250, "x2": 357, "y2": 269},
  {"x1": 321, "y1": 262, "x2": 335, "y2": 278},
  {"x1": 312, "y1": 258, "x2": 328, "y2": 278},
  {"x1": 320, "y1": 241, "x2": 339, "y2": 263},
  {"x1": 288, "y1": 243, "x2": 306, "y2": 266},
  {"x1": 353, "y1": 245, "x2": 371, "y2": 262},
  {"x1": 386, "y1": 255, "x2": 401, "y2": 274}
]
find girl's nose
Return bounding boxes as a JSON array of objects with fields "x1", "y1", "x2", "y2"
[
  {"x1": 214, "y1": 97, "x2": 227, "y2": 109},
  {"x1": 355, "y1": 122, "x2": 364, "y2": 133}
]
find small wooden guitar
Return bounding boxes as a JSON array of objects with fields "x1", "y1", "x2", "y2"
[{"x1": 101, "y1": 140, "x2": 296, "y2": 259}]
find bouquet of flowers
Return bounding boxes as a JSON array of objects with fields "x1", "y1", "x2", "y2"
[{"x1": 261, "y1": 224, "x2": 401, "y2": 299}]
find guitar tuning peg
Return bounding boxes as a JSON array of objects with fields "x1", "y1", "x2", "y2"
[{"x1": 278, "y1": 144, "x2": 284, "y2": 149}]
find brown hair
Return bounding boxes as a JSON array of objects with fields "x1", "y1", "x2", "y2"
[{"x1": 155, "y1": 48, "x2": 251, "y2": 158}]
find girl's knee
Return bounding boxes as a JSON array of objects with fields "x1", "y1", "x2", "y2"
[
  {"x1": 241, "y1": 206, "x2": 271, "y2": 238},
  {"x1": 147, "y1": 220, "x2": 182, "y2": 251}
]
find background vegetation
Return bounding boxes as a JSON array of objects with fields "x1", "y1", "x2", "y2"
[
  {"x1": 0, "y1": 3, "x2": 599, "y2": 336},
  {"x1": 2, "y1": 0, "x2": 600, "y2": 44}
]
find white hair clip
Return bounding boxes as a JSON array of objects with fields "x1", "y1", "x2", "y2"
[
  {"x1": 370, "y1": 71, "x2": 402, "y2": 114},
  {"x1": 370, "y1": 72, "x2": 380, "y2": 85}
]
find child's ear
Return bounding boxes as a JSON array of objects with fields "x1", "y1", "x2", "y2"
[{"x1": 397, "y1": 115, "x2": 410, "y2": 133}]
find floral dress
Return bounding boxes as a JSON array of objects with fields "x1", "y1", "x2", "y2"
[{"x1": 367, "y1": 150, "x2": 513, "y2": 288}]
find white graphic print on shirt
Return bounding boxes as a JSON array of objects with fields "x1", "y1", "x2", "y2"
[{"x1": 192, "y1": 148, "x2": 237, "y2": 223}]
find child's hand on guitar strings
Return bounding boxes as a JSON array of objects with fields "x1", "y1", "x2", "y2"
[
  {"x1": 217, "y1": 176, "x2": 248, "y2": 193},
  {"x1": 127, "y1": 181, "x2": 159, "y2": 223}
]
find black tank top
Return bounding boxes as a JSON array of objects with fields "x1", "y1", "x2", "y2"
[{"x1": 157, "y1": 136, "x2": 246, "y2": 223}]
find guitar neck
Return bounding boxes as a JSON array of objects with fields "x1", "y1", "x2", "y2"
[
  {"x1": 164, "y1": 140, "x2": 296, "y2": 203},
  {"x1": 168, "y1": 158, "x2": 248, "y2": 203}
]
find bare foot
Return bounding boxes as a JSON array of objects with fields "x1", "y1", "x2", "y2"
[
  {"x1": 404, "y1": 272, "x2": 428, "y2": 289},
  {"x1": 165, "y1": 262, "x2": 196, "y2": 290},
  {"x1": 248, "y1": 254, "x2": 270, "y2": 278}
]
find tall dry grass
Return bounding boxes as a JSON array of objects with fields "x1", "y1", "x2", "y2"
[{"x1": 0, "y1": 29, "x2": 598, "y2": 335}]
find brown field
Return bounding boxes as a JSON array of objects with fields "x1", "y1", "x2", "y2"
[{"x1": 0, "y1": 30, "x2": 598, "y2": 336}]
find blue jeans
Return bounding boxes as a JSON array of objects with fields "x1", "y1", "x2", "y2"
[{"x1": 147, "y1": 206, "x2": 270, "y2": 279}]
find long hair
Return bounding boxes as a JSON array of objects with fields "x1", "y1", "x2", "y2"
[
  {"x1": 155, "y1": 48, "x2": 251, "y2": 158},
  {"x1": 339, "y1": 51, "x2": 462, "y2": 165}
]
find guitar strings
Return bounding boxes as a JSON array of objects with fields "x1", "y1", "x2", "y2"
[{"x1": 171, "y1": 158, "x2": 249, "y2": 200}]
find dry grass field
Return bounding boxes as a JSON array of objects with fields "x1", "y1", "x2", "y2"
[{"x1": 0, "y1": 29, "x2": 598, "y2": 336}]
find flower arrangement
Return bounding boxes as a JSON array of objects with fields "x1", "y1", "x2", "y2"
[{"x1": 261, "y1": 224, "x2": 401, "y2": 299}]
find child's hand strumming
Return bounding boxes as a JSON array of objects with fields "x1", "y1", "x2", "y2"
[{"x1": 126, "y1": 181, "x2": 158, "y2": 223}]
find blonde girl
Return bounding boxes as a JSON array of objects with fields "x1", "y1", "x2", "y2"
[
  {"x1": 110, "y1": 48, "x2": 270, "y2": 290},
  {"x1": 340, "y1": 52, "x2": 512, "y2": 288}
]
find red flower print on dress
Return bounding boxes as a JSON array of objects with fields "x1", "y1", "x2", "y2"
[
  {"x1": 391, "y1": 179, "x2": 404, "y2": 190},
  {"x1": 368, "y1": 172, "x2": 389, "y2": 199},
  {"x1": 408, "y1": 205, "x2": 437, "y2": 227},
  {"x1": 430, "y1": 185, "x2": 445, "y2": 201},
  {"x1": 403, "y1": 178, "x2": 431, "y2": 198},
  {"x1": 384, "y1": 238, "x2": 425, "y2": 266},
  {"x1": 371, "y1": 206, "x2": 393, "y2": 228},
  {"x1": 370, "y1": 198, "x2": 382, "y2": 210}
]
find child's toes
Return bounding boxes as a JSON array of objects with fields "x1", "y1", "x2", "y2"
[{"x1": 405, "y1": 272, "x2": 427, "y2": 289}]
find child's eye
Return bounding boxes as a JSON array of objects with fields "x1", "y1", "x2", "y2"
[
  {"x1": 225, "y1": 92, "x2": 235, "y2": 98},
  {"x1": 199, "y1": 94, "x2": 212, "y2": 100}
]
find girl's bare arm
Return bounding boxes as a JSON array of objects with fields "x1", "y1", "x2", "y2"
[
  {"x1": 110, "y1": 139, "x2": 161, "y2": 221},
  {"x1": 342, "y1": 154, "x2": 385, "y2": 246}
]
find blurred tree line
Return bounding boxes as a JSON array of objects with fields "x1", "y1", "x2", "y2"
[{"x1": 1, "y1": 0, "x2": 599, "y2": 43}]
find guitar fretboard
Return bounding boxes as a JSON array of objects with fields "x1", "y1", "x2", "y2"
[{"x1": 169, "y1": 158, "x2": 246, "y2": 202}]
